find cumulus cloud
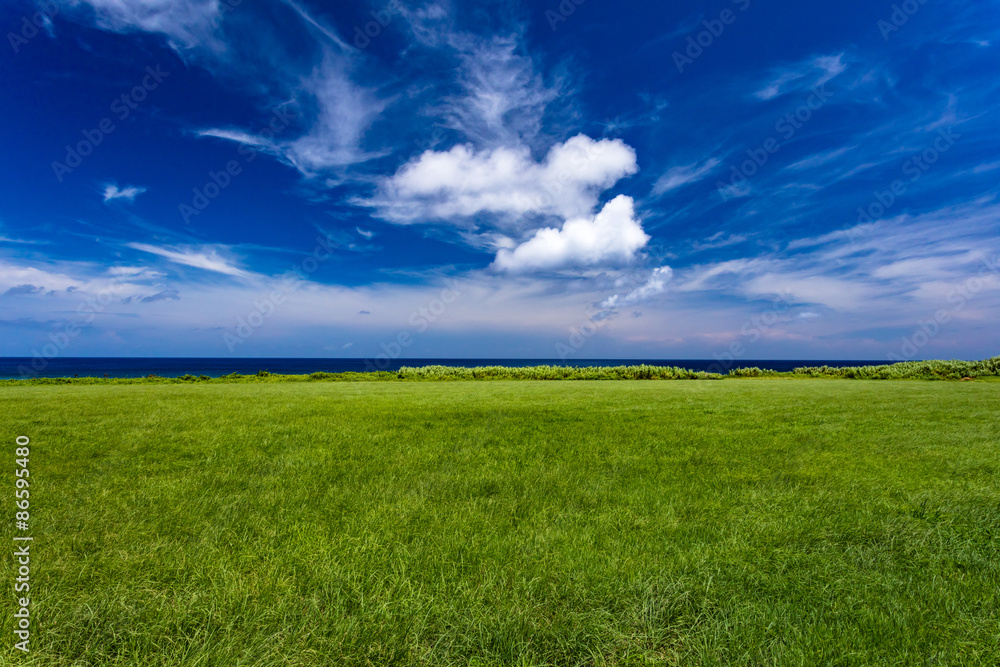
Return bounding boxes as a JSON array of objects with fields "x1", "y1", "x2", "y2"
[
  {"x1": 492, "y1": 195, "x2": 649, "y2": 273},
  {"x1": 102, "y1": 183, "x2": 147, "y2": 203},
  {"x1": 373, "y1": 134, "x2": 637, "y2": 225}
]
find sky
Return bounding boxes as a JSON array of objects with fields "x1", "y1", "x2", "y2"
[{"x1": 1, "y1": 0, "x2": 998, "y2": 362}]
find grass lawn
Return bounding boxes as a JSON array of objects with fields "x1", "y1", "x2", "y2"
[{"x1": 2, "y1": 379, "x2": 998, "y2": 665}]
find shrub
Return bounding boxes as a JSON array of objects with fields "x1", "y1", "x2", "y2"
[
  {"x1": 792, "y1": 357, "x2": 1000, "y2": 380},
  {"x1": 728, "y1": 367, "x2": 781, "y2": 378}
]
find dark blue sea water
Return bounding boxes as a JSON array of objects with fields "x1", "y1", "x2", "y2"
[{"x1": 0, "y1": 357, "x2": 889, "y2": 380}]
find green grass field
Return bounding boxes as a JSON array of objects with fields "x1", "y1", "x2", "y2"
[{"x1": 2, "y1": 380, "x2": 998, "y2": 665}]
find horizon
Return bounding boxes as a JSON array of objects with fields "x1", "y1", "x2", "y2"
[
  {"x1": 2, "y1": 354, "x2": 983, "y2": 383},
  {"x1": 2, "y1": 0, "x2": 998, "y2": 362}
]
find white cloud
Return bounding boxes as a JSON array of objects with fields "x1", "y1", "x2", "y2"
[
  {"x1": 786, "y1": 223, "x2": 878, "y2": 250},
  {"x1": 718, "y1": 182, "x2": 752, "y2": 200},
  {"x1": 278, "y1": 0, "x2": 352, "y2": 51},
  {"x1": 743, "y1": 273, "x2": 876, "y2": 310},
  {"x1": 196, "y1": 128, "x2": 279, "y2": 154},
  {"x1": 0, "y1": 260, "x2": 164, "y2": 303},
  {"x1": 0, "y1": 262, "x2": 80, "y2": 294},
  {"x1": 692, "y1": 231, "x2": 748, "y2": 251},
  {"x1": 66, "y1": 1, "x2": 384, "y2": 176},
  {"x1": 64, "y1": 0, "x2": 226, "y2": 53},
  {"x1": 674, "y1": 258, "x2": 763, "y2": 293},
  {"x1": 492, "y1": 195, "x2": 649, "y2": 273},
  {"x1": 373, "y1": 134, "x2": 637, "y2": 225},
  {"x1": 652, "y1": 158, "x2": 720, "y2": 195},
  {"x1": 195, "y1": 54, "x2": 385, "y2": 174},
  {"x1": 439, "y1": 34, "x2": 563, "y2": 148},
  {"x1": 598, "y1": 266, "x2": 673, "y2": 310},
  {"x1": 126, "y1": 243, "x2": 250, "y2": 278},
  {"x1": 282, "y1": 55, "x2": 386, "y2": 174},
  {"x1": 102, "y1": 183, "x2": 147, "y2": 203},
  {"x1": 785, "y1": 146, "x2": 856, "y2": 171},
  {"x1": 674, "y1": 198, "x2": 1000, "y2": 317},
  {"x1": 754, "y1": 53, "x2": 847, "y2": 101}
]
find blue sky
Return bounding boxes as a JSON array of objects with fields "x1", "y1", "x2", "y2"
[{"x1": 1, "y1": 0, "x2": 998, "y2": 361}]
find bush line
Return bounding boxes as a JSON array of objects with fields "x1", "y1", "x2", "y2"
[{"x1": 1, "y1": 357, "x2": 997, "y2": 386}]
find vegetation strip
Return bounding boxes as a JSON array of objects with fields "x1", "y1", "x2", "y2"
[{"x1": 2, "y1": 356, "x2": 999, "y2": 385}]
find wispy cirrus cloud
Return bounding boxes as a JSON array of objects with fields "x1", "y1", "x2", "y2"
[
  {"x1": 102, "y1": 183, "x2": 147, "y2": 203},
  {"x1": 652, "y1": 157, "x2": 720, "y2": 195},
  {"x1": 784, "y1": 146, "x2": 857, "y2": 171},
  {"x1": 126, "y1": 243, "x2": 251, "y2": 278},
  {"x1": 676, "y1": 198, "x2": 1000, "y2": 316},
  {"x1": 63, "y1": 0, "x2": 228, "y2": 53},
  {"x1": 597, "y1": 266, "x2": 673, "y2": 311},
  {"x1": 753, "y1": 53, "x2": 847, "y2": 100},
  {"x1": 66, "y1": 0, "x2": 386, "y2": 176},
  {"x1": 438, "y1": 33, "x2": 565, "y2": 148}
]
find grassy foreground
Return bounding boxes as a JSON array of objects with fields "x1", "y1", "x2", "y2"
[{"x1": 2, "y1": 380, "x2": 999, "y2": 665}]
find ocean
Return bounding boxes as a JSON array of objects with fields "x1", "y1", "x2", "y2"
[{"x1": 0, "y1": 357, "x2": 890, "y2": 380}]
